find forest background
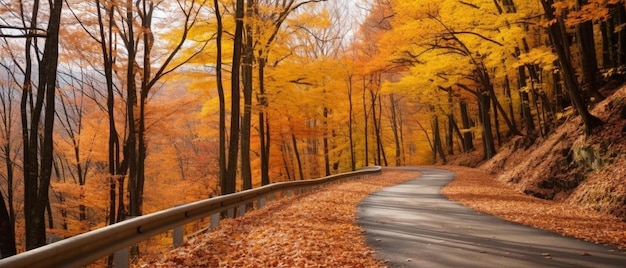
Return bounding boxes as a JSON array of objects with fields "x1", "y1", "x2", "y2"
[{"x1": 1, "y1": 0, "x2": 625, "y2": 261}]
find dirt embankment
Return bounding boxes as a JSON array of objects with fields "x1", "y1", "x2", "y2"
[{"x1": 454, "y1": 85, "x2": 626, "y2": 221}]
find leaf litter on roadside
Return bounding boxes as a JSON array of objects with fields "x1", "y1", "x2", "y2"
[
  {"x1": 147, "y1": 170, "x2": 418, "y2": 267},
  {"x1": 441, "y1": 166, "x2": 626, "y2": 250}
]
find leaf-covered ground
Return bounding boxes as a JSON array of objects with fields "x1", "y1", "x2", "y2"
[
  {"x1": 144, "y1": 167, "x2": 625, "y2": 267},
  {"x1": 147, "y1": 170, "x2": 417, "y2": 267},
  {"x1": 441, "y1": 165, "x2": 626, "y2": 249}
]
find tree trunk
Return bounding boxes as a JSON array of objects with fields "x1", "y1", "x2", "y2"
[
  {"x1": 362, "y1": 78, "x2": 370, "y2": 166},
  {"x1": 124, "y1": 0, "x2": 139, "y2": 221},
  {"x1": 576, "y1": 0, "x2": 604, "y2": 102},
  {"x1": 23, "y1": 0, "x2": 63, "y2": 250},
  {"x1": 601, "y1": 20, "x2": 613, "y2": 68},
  {"x1": 479, "y1": 93, "x2": 496, "y2": 159},
  {"x1": 280, "y1": 142, "x2": 293, "y2": 181},
  {"x1": 224, "y1": 0, "x2": 245, "y2": 195},
  {"x1": 94, "y1": 0, "x2": 122, "y2": 226},
  {"x1": 542, "y1": 0, "x2": 603, "y2": 135},
  {"x1": 503, "y1": 74, "x2": 517, "y2": 131},
  {"x1": 389, "y1": 95, "x2": 402, "y2": 165},
  {"x1": 432, "y1": 113, "x2": 447, "y2": 164},
  {"x1": 553, "y1": 69, "x2": 567, "y2": 112},
  {"x1": 370, "y1": 81, "x2": 387, "y2": 166},
  {"x1": 609, "y1": 3, "x2": 626, "y2": 67},
  {"x1": 22, "y1": 1, "x2": 39, "y2": 249},
  {"x1": 370, "y1": 87, "x2": 381, "y2": 165},
  {"x1": 460, "y1": 100, "x2": 474, "y2": 151},
  {"x1": 378, "y1": 89, "x2": 388, "y2": 166},
  {"x1": 530, "y1": 80, "x2": 545, "y2": 137},
  {"x1": 487, "y1": 78, "x2": 520, "y2": 136},
  {"x1": 323, "y1": 106, "x2": 331, "y2": 176},
  {"x1": 446, "y1": 92, "x2": 455, "y2": 155},
  {"x1": 447, "y1": 115, "x2": 466, "y2": 152},
  {"x1": 0, "y1": 128, "x2": 16, "y2": 256},
  {"x1": 116, "y1": 176, "x2": 125, "y2": 221},
  {"x1": 241, "y1": 0, "x2": 254, "y2": 191},
  {"x1": 134, "y1": 91, "x2": 147, "y2": 218},
  {"x1": 258, "y1": 57, "x2": 270, "y2": 186},
  {"x1": 492, "y1": 96, "x2": 502, "y2": 145},
  {"x1": 515, "y1": 52, "x2": 536, "y2": 136},
  {"x1": 0, "y1": 191, "x2": 16, "y2": 258},
  {"x1": 347, "y1": 75, "x2": 356, "y2": 170},
  {"x1": 214, "y1": 0, "x2": 227, "y2": 192},
  {"x1": 292, "y1": 134, "x2": 304, "y2": 180}
]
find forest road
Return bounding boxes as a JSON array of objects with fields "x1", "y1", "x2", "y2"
[{"x1": 357, "y1": 167, "x2": 626, "y2": 268}]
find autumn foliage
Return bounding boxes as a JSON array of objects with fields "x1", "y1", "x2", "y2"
[{"x1": 1, "y1": 0, "x2": 626, "y2": 263}]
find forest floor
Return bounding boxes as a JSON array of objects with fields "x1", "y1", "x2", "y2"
[{"x1": 146, "y1": 170, "x2": 418, "y2": 267}]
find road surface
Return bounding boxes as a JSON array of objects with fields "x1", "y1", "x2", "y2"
[{"x1": 357, "y1": 167, "x2": 626, "y2": 267}]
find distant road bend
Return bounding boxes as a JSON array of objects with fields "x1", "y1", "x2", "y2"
[{"x1": 357, "y1": 167, "x2": 626, "y2": 268}]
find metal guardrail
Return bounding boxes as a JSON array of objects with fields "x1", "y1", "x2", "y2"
[{"x1": 0, "y1": 166, "x2": 382, "y2": 268}]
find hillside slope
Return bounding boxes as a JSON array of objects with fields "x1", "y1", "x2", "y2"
[{"x1": 479, "y1": 85, "x2": 626, "y2": 221}]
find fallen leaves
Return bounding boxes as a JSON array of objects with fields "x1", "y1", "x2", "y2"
[
  {"x1": 146, "y1": 170, "x2": 417, "y2": 267},
  {"x1": 441, "y1": 166, "x2": 626, "y2": 250}
]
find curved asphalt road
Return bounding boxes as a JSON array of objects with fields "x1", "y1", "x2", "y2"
[{"x1": 357, "y1": 167, "x2": 626, "y2": 268}]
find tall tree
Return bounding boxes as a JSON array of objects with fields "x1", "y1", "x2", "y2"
[
  {"x1": 0, "y1": 190, "x2": 15, "y2": 257},
  {"x1": 20, "y1": 0, "x2": 64, "y2": 250},
  {"x1": 214, "y1": 0, "x2": 227, "y2": 194},
  {"x1": 574, "y1": 0, "x2": 604, "y2": 102},
  {"x1": 132, "y1": 0, "x2": 207, "y2": 216},
  {"x1": 0, "y1": 62, "x2": 19, "y2": 258},
  {"x1": 541, "y1": 0, "x2": 603, "y2": 134},
  {"x1": 241, "y1": 0, "x2": 255, "y2": 191},
  {"x1": 251, "y1": 0, "x2": 328, "y2": 185},
  {"x1": 223, "y1": 0, "x2": 245, "y2": 195},
  {"x1": 92, "y1": 0, "x2": 125, "y2": 225}
]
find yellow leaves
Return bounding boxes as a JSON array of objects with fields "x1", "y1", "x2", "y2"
[
  {"x1": 375, "y1": 0, "x2": 538, "y2": 101},
  {"x1": 516, "y1": 47, "x2": 558, "y2": 70},
  {"x1": 151, "y1": 171, "x2": 416, "y2": 267}
]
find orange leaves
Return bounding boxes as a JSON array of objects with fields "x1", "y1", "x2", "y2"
[
  {"x1": 559, "y1": 0, "x2": 615, "y2": 25},
  {"x1": 442, "y1": 166, "x2": 626, "y2": 250},
  {"x1": 148, "y1": 170, "x2": 416, "y2": 267}
]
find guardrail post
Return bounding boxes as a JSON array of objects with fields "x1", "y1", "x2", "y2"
[
  {"x1": 173, "y1": 204, "x2": 184, "y2": 248},
  {"x1": 210, "y1": 213, "x2": 220, "y2": 230},
  {"x1": 173, "y1": 225, "x2": 184, "y2": 248},
  {"x1": 258, "y1": 197, "x2": 266, "y2": 209},
  {"x1": 114, "y1": 247, "x2": 129, "y2": 268},
  {"x1": 227, "y1": 208, "x2": 235, "y2": 218},
  {"x1": 238, "y1": 204, "x2": 246, "y2": 217}
]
